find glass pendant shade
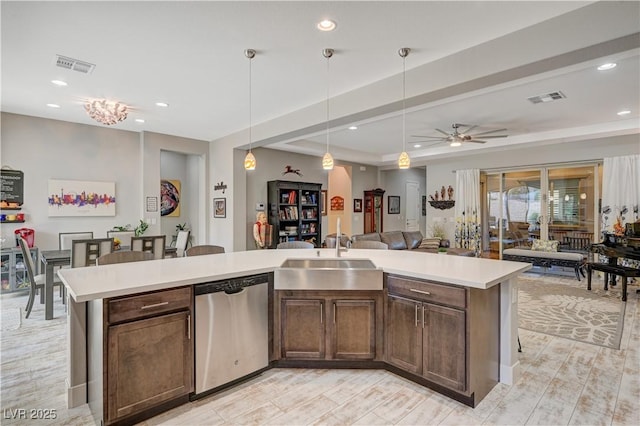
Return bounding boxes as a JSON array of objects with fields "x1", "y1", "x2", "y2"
[
  {"x1": 244, "y1": 150, "x2": 256, "y2": 170},
  {"x1": 322, "y1": 152, "x2": 334, "y2": 170},
  {"x1": 398, "y1": 151, "x2": 410, "y2": 169}
]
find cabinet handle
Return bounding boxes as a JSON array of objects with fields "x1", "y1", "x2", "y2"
[
  {"x1": 140, "y1": 301, "x2": 169, "y2": 310},
  {"x1": 414, "y1": 304, "x2": 418, "y2": 327},
  {"x1": 187, "y1": 314, "x2": 191, "y2": 340},
  {"x1": 320, "y1": 303, "x2": 323, "y2": 324},
  {"x1": 410, "y1": 288, "x2": 431, "y2": 296},
  {"x1": 333, "y1": 303, "x2": 336, "y2": 324},
  {"x1": 422, "y1": 306, "x2": 426, "y2": 328}
]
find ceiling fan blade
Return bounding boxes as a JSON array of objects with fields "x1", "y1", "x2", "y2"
[
  {"x1": 459, "y1": 124, "x2": 477, "y2": 134},
  {"x1": 471, "y1": 128, "x2": 508, "y2": 136},
  {"x1": 411, "y1": 135, "x2": 447, "y2": 140},
  {"x1": 435, "y1": 128, "x2": 450, "y2": 136},
  {"x1": 472, "y1": 134, "x2": 507, "y2": 139},
  {"x1": 466, "y1": 139, "x2": 487, "y2": 143}
]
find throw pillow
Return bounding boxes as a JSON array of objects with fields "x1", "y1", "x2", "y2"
[
  {"x1": 418, "y1": 237, "x2": 441, "y2": 250},
  {"x1": 531, "y1": 239, "x2": 559, "y2": 252}
]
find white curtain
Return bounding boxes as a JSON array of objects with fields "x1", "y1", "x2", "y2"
[
  {"x1": 602, "y1": 155, "x2": 640, "y2": 234},
  {"x1": 455, "y1": 169, "x2": 481, "y2": 255}
]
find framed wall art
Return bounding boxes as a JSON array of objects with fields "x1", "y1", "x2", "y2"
[
  {"x1": 353, "y1": 198, "x2": 362, "y2": 212},
  {"x1": 388, "y1": 195, "x2": 400, "y2": 214},
  {"x1": 48, "y1": 179, "x2": 116, "y2": 217},
  {"x1": 213, "y1": 197, "x2": 226, "y2": 218},
  {"x1": 160, "y1": 179, "x2": 181, "y2": 217}
]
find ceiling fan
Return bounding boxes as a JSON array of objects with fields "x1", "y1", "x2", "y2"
[{"x1": 412, "y1": 123, "x2": 508, "y2": 147}]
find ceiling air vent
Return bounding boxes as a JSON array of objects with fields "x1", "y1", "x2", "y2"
[
  {"x1": 527, "y1": 91, "x2": 566, "y2": 104},
  {"x1": 55, "y1": 55, "x2": 95, "y2": 74}
]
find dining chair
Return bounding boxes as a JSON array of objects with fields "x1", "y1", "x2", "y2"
[
  {"x1": 276, "y1": 241, "x2": 314, "y2": 249},
  {"x1": 71, "y1": 238, "x2": 114, "y2": 268},
  {"x1": 18, "y1": 237, "x2": 64, "y2": 319},
  {"x1": 131, "y1": 235, "x2": 167, "y2": 260},
  {"x1": 351, "y1": 240, "x2": 388, "y2": 250},
  {"x1": 59, "y1": 231, "x2": 94, "y2": 250},
  {"x1": 174, "y1": 230, "x2": 190, "y2": 257},
  {"x1": 185, "y1": 245, "x2": 225, "y2": 256},
  {"x1": 106, "y1": 230, "x2": 136, "y2": 247},
  {"x1": 96, "y1": 251, "x2": 154, "y2": 265}
]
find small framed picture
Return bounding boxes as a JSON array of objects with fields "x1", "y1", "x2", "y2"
[
  {"x1": 388, "y1": 196, "x2": 400, "y2": 214},
  {"x1": 353, "y1": 198, "x2": 363, "y2": 213},
  {"x1": 321, "y1": 190, "x2": 327, "y2": 216},
  {"x1": 213, "y1": 198, "x2": 226, "y2": 218}
]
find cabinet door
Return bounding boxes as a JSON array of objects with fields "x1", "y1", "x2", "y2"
[
  {"x1": 385, "y1": 295, "x2": 422, "y2": 374},
  {"x1": 330, "y1": 299, "x2": 376, "y2": 360},
  {"x1": 1, "y1": 251, "x2": 11, "y2": 292},
  {"x1": 281, "y1": 298, "x2": 325, "y2": 359},
  {"x1": 422, "y1": 303, "x2": 466, "y2": 391},
  {"x1": 107, "y1": 310, "x2": 192, "y2": 422}
]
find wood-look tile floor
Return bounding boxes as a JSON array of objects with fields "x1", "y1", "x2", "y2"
[{"x1": 1, "y1": 281, "x2": 638, "y2": 426}]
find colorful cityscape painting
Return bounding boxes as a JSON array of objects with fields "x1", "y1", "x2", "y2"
[{"x1": 48, "y1": 179, "x2": 116, "y2": 216}]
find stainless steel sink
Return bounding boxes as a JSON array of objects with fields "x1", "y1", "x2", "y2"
[
  {"x1": 275, "y1": 258, "x2": 383, "y2": 291},
  {"x1": 279, "y1": 258, "x2": 377, "y2": 270}
]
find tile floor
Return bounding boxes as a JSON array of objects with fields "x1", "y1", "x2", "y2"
[{"x1": 1, "y1": 275, "x2": 638, "y2": 426}]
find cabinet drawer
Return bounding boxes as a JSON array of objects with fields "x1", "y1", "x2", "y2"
[
  {"x1": 387, "y1": 276, "x2": 466, "y2": 309},
  {"x1": 108, "y1": 286, "x2": 192, "y2": 323}
]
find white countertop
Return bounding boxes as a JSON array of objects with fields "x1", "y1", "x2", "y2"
[{"x1": 58, "y1": 249, "x2": 531, "y2": 302}]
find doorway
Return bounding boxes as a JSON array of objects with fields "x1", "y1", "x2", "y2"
[{"x1": 483, "y1": 163, "x2": 600, "y2": 259}]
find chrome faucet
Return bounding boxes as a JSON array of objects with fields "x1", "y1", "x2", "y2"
[{"x1": 336, "y1": 217, "x2": 347, "y2": 257}]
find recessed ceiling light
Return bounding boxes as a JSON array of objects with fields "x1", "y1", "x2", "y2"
[
  {"x1": 317, "y1": 19, "x2": 336, "y2": 31},
  {"x1": 348, "y1": 126, "x2": 358, "y2": 130},
  {"x1": 617, "y1": 110, "x2": 631, "y2": 116},
  {"x1": 413, "y1": 144, "x2": 421, "y2": 148},
  {"x1": 46, "y1": 103, "x2": 60, "y2": 108},
  {"x1": 597, "y1": 62, "x2": 616, "y2": 71},
  {"x1": 51, "y1": 80, "x2": 67, "y2": 86},
  {"x1": 155, "y1": 102, "x2": 169, "y2": 107},
  {"x1": 135, "y1": 118, "x2": 145, "y2": 123}
]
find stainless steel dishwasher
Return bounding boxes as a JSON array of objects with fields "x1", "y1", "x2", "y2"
[{"x1": 194, "y1": 273, "x2": 269, "y2": 396}]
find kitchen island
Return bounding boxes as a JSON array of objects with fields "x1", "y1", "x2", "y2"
[{"x1": 58, "y1": 248, "x2": 530, "y2": 423}]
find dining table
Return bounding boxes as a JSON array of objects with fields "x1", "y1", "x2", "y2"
[{"x1": 39, "y1": 246, "x2": 178, "y2": 320}]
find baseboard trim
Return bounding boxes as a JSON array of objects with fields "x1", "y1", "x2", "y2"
[
  {"x1": 66, "y1": 378, "x2": 87, "y2": 409},
  {"x1": 500, "y1": 360, "x2": 521, "y2": 385}
]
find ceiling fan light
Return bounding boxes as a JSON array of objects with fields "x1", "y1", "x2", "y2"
[
  {"x1": 450, "y1": 141, "x2": 462, "y2": 147},
  {"x1": 322, "y1": 152, "x2": 334, "y2": 170},
  {"x1": 244, "y1": 151, "x2": 256, "y2": 170},
  {"x1": 398, "y1": 151, "x2": 410, "y2": 169}
]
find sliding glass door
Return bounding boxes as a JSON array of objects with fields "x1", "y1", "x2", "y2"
[{"x1": 483, "y1": 163, "x2": 600, "y2": 258}]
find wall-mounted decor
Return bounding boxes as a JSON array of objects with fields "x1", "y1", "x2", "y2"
[
  {"x1": 146, "y1": 196, "x2": 158, "y2": 213},
  {"x1": 0, "y1": 168, "x2": 24, "y2": 206},
  {"x1": 48, "y1": 179, "x2": 116, "y2": 216},
  {"x1": 330, "y1": 196, "x2": 344, "y2": 211},
  {"x1": 214, "y1": 181, "x2": 227, "y2": 194},
  {"x1": 282, "y1": 165, "x2": 303, "y2": 177},
  {"x1": 388, "y1": 196, "x2": 400, "y2": 214},
  {"x1": 422, "y1": 195, "x2": 426, "y2": 216},
  {"x1": 160, "y1": 179, "x2": 181, "y2": 217},
  {"x1": 428, "y1": 185, "x2": 455, "y2": 209},
  {"x1": 213, "y1": 198, "x2": 226, "y2": 218},
  {"x1": 321, "y1": 190, "x2": 327, "y2": 216},
  {"x1": 354, "y1": 198, "x2": 363, "y2": 213}
]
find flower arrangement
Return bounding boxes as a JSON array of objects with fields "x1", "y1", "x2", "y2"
[{"x1": 113, "y1": 238, "x2": 121, "y2": 250}]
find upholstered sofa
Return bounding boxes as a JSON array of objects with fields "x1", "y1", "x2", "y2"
[{"x1": 350, "y1": 231, "x2": 474, "y2": 256}]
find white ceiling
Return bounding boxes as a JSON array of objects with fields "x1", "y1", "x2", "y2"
[{"x1": 2, "y1": 1, "x2": 639, "y2": 167}]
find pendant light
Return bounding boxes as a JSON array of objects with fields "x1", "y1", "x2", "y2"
[
  {"x1": 398, "y1": 47, "x2": 411, "y2": 169},
  {"x1": 244, "y1": 49, "x2": 257, "y2": 171},
  {"x1": 322, "y1": 48, "x2": 334, "y2": 170}
]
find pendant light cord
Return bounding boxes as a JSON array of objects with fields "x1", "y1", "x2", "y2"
[
  {"x1": 326, "y1": 54, "x2": 330, "y2": 154},
  {"x1": 402, "y1": 53, "x2": 406, "y2": 153},
  {"x1": 249, "y1": 54, "x2": 252, "y2": 152}
]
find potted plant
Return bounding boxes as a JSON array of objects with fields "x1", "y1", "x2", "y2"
[
  {"x1": 437, "y1": 247, "x2": 448, "y2": 255},
  {"x1": 430, "y1": 222, "x2": 450, "y2": 248},
  {"x1": 134, "y1": 220, "x2": 149, "y2": 236}
]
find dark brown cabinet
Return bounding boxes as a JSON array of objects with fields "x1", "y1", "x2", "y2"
[
  {"x1": 364, "y1": 189, "x2": 385, "y2": 233},
  {"x1": 88, "y1": 286, "x2": 193, "y2": 425},
  {"x1": 276, "y1": 291, "x2": 382, "y2": 361},
  {"x1": 268, "y1": 180, "x2": 322, "y2": 247},
  {"x1": 385, "y1": 275, "x2": 499, "y2": 404}
]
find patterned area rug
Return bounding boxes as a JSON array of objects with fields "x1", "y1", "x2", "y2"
[{"x1": 518, "y1": 273, "x2": 626, "y2": 349}]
